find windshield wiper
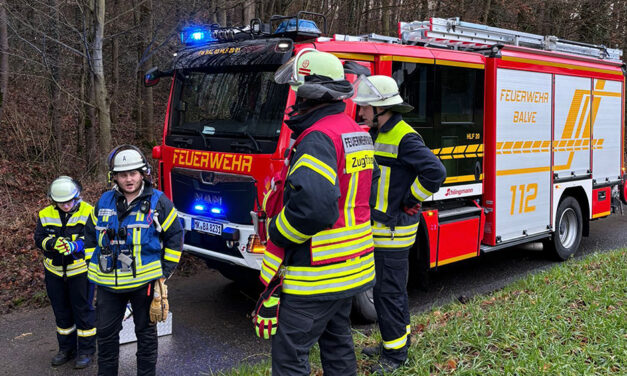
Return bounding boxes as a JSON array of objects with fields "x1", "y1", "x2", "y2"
[
  {"x1": 170, "y1": 128, "x2": 210, "y2": 149},
  {"x1": 243, "y1": 131, "x2": 261, "y2": 152}
]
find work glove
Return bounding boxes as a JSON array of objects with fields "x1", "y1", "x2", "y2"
[
  {"x1": 53, "y1": 238, "x2": 67, "y2": 253},
  {"x1": 403, "y1": 203, "x2": 421, "y2": 216},
  {"x1": 149, "y1": 278, "x2": 169, "y2": 323},
  {"x1": 252, "y1": 276, "x2": 282, "y2": 339}
]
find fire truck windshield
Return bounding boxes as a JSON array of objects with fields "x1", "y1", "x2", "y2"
[{"x1": 167, "y1": 69, "x2": 289, "y2": 154}]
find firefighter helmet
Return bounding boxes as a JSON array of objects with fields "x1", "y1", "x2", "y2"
[
  {"x1": 108, "y1": 145, "x2": 150, "y2": 173},
  {"x1": 353, "y1": 75, "x2": 414, "y2": 113},
  {"x1": 48, "y1": 176, "x2": 81, "y2": 203},
  {"x1": 274, "y1": 49, "x2": 353, "y2": 101}
]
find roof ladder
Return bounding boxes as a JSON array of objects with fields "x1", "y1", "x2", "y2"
[{"x1": 399, "y1": 17, "x2": 623, "y2": 62}]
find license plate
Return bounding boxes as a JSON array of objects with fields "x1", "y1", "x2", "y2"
[{"x1": 193, "y1": 219, "x2": 223, "y2": 236}]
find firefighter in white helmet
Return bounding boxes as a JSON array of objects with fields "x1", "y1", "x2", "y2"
[
  {"x1": 353, "y1": 75, "x2": 446, "y2": 374},
  {"x1": 84, "y1": 145, "x2": 184, "y2": 376},
  {"x1": 34, "y1": 176, "x2": 96, "y2": 368},
  {"x1": 253, "y1": 49, "x2": 377, "y2": 375}
]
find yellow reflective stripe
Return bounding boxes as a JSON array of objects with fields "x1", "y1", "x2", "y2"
[
  {"x1": 262, "y1": 190, "x2": 272, "y2": 212},
  {"x1": 43, "y1": 259, "x2": 87, "y2": 276},
  {"x1": 260, "y1": 264, "x2": 275, "y2": 285},
  {"x1": 77, "y1": 328, "x2": 97, "y2": 337},
  {"x1": 311, "y1": 221, "x2": 371, "y2": 245},
  {"x1": 285, "y1": 253, "x2": 374, "y2": 280},
  {"x1": 344, "y1": 173, "x2": 358, "y2": 227},
  {"x1": 406, "y1": 324, "x2": 411, "y2": 335},
  {"x1": 40, "y1": 217, "x2": 62, "y2": 227},
  {"x1": 375, "y1": 165, "x2": 391, "y2": 212},
  {"x1": 84, "y1": 247, "x2": 95, "y2": 261},
  {"x1": 372, "y1": 222, "x2": 419, "y2": 237},
  {"x1": 41, "y1": 235, "x2": 54, "y2": 250},
  {"x1": 290, "y1": 154, "x2": 337, "y2": 185},
  {"x1": 383, "y1": 332, "x2": 408, "y2": 350},
  {"x1": 164, "y1": 247, "x2": 182, "y2": 262},
  {"x1": 311, "y1": 233, "x2": 373, "y2": 260},
  {"x1": 373, "y1": 235, "x2": 417, "y2": 248},
  {"x1": 133, "y1": 228, "x2": 142, "y2": 266},
  {"x1": 161, "y1": 208, "x2": 178, "y2": 232},
  {"x1": 88, "y1": 262, "x2": 163, "y2": 289},
  {"x1": 283, "y1": 264, "x2": 375, "y2": 295},
  {"x1": 275, "y1": 210, "x2": 310, "y2": 244},
  {"x1": 90, "y1": 209, "x2": 97, "y2": 224},
  {"x1": 374, "y1": 120, "x2": 417, "y2": 160},
  {"x1": 374, "y1": 142, "x2": 399, "y2": 158},
  {"x1": 410, "y1": 178, "x2": 433, "y2": 202},
  {"x1": 262, "y1": 251, "x2": 282, "y2": 270},
  {"x1": 57, "y1": 325, "x2": 76, "y2": 335}
]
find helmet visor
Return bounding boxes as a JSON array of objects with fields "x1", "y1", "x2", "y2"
[
  {"x1": 352, "y1": 75, "x2": 397, "y2": 104},
  {"x1": 274, "y1": 48, "x2": 316, "y2": 85}
]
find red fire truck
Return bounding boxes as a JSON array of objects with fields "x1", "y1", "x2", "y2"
[{"x1": 147, "y1": 14, "x2": 625, "y2": 319}]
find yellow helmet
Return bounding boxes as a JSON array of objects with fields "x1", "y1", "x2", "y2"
[{"x1": 274, "y1": 49, "x2": 353, "y2": 101}]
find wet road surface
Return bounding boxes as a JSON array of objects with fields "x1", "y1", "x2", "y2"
[{"x1": 1, "y1": 214, "x2": 625, "y2": 375}]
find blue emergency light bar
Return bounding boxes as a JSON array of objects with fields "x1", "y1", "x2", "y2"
[
  {"x1": 180, "y1": 26, "x2": 216, "y2": 46},
  {"x1": 192, "y1": 200, "x2": 225, "y2": 217}
]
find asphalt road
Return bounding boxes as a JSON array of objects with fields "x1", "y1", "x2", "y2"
[{"x1": 1, "y1": 214, "x2": 625, "y2": 376}]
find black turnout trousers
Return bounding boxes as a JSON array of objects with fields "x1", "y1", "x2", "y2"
[
  {"x1": 96, "y1": 283, "x2": 157, "y2": 376},
  {"x1": 271, "y1": 295, "x2": 356, "y2": 376},
  {"x1": 45, "y1": 269, "x2": 96, "y2": 355}
]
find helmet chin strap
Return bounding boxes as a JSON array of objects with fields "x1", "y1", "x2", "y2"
[{"x1": 371, "y1": 107, "x2": 388, "y2": 129}]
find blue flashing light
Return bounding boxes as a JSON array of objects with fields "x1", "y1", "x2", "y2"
[
  {"x1": 180, "y1": 26, "x2": 216, "y2": 46},
  {"x1": 194, "y1": 203, "x2": 207, "y2": 212},
  {"x1": 274, "y1": 19, "x2": 321, "y2": 35},
  {"x1": 210, "y1": 207, "x2": 222, "y2": 215}
]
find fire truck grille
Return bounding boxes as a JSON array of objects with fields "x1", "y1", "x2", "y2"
[{"x1": 171, "y1": 168, "x2": 256, "y2": 225}]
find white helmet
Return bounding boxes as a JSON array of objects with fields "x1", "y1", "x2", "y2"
[
  {"x1": 49, "y1": 176, "x2": 81, "y2": 203},
  {"x1": 109, "y1": 147, "x2": 148, "y2": 173},
  {"x1": 353, "y1": 75, "x2": 413, "y2": 112}
]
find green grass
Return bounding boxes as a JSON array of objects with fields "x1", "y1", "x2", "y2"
[{"x1": 220, "y1": 250, "x2": 626, "y2": 375}]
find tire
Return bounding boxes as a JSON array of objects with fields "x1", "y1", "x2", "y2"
[
  {"x1": 408, "y1": 228, "x2": 430, "y2": 290},
  {"x1": 545, "y1": 196, "x2": 583, "y2": 261},
  {"x1": 351, "y1": 288, "x2": 377, "y2": 324}
]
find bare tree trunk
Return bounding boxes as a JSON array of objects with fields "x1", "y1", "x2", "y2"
[
  {"x1": 0, "y1": 1, "x2": 8, "y2": 125},
  {"x1": 92, "y1": 0, "x2": 112, "y2": 180},
  {"x1": 110, "y1": 0, "x2": 120, "y2": 128},
  {"x1": 142, "y1": 0, "x2": 154, "y2": 144},
  {"x1": 86, "y1": 72, "x2": 97, "y2": 168},
  {"x1": 132, "y1": 0, "x2": 143, "y2": 140},
  {"x1": 48, "y1": 0, "x2": 62, "y2": 158},
  {"x1": 482, "y1": 0, "x2": 492, "y2": 24},
  {"x1": 243, "y1": 0, "x2": 254, "y2": 24}
]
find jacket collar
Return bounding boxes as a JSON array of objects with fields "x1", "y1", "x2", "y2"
[
  {"x1": 369, "y1": 113, "x2": 402, "y2": 140},
  {"x1": 285, "y1": 101, "x2": 346, "y2": 138}
]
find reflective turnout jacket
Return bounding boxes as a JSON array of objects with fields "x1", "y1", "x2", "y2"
[
  {"x1": 266, "y1": 102, "x2": 377, "y2": 300},
  {"x1": 370, "y1": 114, "x2": 446, "y2": 249},
  {"x1": 34, "y1": 201, "x2": 93, "y2": 278},
  {"x1": 84, "y1": 184, "x2": 184, "y2": 291}
]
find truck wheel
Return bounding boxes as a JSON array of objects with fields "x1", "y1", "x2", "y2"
[
  {"x1": 351, "y1": 289, "x2": 377, "y2": 324},
  {"x1": 545, "y1": 196, "x2": 583, "y2": 261}
]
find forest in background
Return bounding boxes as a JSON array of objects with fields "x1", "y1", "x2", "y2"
[{"x1": 0, "y1": 0, "x2": 625, "y2": 312}]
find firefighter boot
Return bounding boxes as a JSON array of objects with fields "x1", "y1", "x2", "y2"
[
  {"x1": 51, "y1": 350, "x2": 76, "y2": 366},
  {"x1": 361, "y1": 343, "x2": 382, "y2": 358},
  {"x1": 74, "y1": 354, "x2": 92, "y2": 369},
  {"x1": 370, "y1": 356, "x2": 404, "y2": 375}
]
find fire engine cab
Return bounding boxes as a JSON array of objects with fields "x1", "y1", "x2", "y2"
[{"x1": 148, "y1": 13, "x2": 625, "y2": 320}]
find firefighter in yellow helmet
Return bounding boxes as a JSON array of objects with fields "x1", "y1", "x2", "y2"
[
  {"x1": 34, "y1": 176, "x2": 96, "y2": 368},
  {"x1": 84, "y1": 145, "x2": 184, "y2": 376},
  {"x1": 354, "y1": 75, "x2": 446, "y2": 374},
  {"x1": 254, "y1": 49, "x2": 377, "y2": 375}
]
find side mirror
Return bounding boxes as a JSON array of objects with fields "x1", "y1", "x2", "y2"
[{"x1": 144, "y1": 67, "x2": 162, "y2": 87}]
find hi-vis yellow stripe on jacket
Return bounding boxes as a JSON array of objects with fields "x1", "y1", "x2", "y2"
[
  {"x1": 370, "y1": 115, "x2": 446, "y2": 238},
  {"x1": 86, "y1": 185, "x2": 184, "y2": 290},
  {"x1": 266, "y1": 104, "x2": 377, "y2": 299},
  {"x1": 35, "y1": 202, "x2": 93, "y2": 277}
]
